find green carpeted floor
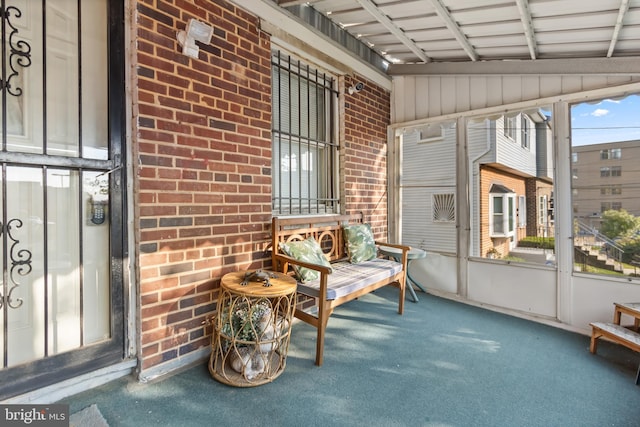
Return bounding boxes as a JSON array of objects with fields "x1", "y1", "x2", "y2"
[{"x1": 63, "y1": 288, "x2": 640, "y2": 426}]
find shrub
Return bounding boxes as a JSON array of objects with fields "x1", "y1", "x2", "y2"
[
  {"x1": 518, "y1": 236, "x2": 555, "y2": 250},
  {"x1": 617, "y1": 236, "x2": 640, "y2": 264}
]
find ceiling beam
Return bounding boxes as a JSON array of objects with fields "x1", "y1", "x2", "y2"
[
  {"x1": 515, "y1": 0, "x2": 537, "y2": 60},
  {"x1": 607, "y1": 0, "x2": 630, "y2": 57},
  {"x1": 355, "y1": 0, "x2": 430, "y2": 63},
  {"x1": 427, "y1": 0, "x2": 478, "y2": 61},
  {"x1": 387, "y1": 57, "x2": 640, "y2": 76}
]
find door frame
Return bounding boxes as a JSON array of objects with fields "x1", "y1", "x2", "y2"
[{"x1": 0, "y1": 0, "x2": 127, "y2": 401}]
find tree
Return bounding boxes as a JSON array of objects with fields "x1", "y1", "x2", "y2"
[{"x1": 600, "y1": 209, "x2": 640, "y2": 239}]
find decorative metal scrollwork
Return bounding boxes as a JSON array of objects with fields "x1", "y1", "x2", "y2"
[
  {"x1": 1, "y1": 5, "x2": 32, "y2": 96},
  {"x1": 0, "y1": 218, "x2": 33, "y2": 311}
]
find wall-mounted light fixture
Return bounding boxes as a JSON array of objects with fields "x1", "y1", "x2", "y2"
[{"x1": 177, "y1": 18, "x2": 214, "y2": 59}]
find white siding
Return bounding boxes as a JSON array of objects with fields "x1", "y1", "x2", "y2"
[
  {"x1": 400, "y1": 129, "x2": 456, "y2": 253},
  {"x1": 494, "y1": 115, "x2": 537, "y2": 177},
  {"x1": 392, "y1": 75, "x2": 640, "y2": 123}
]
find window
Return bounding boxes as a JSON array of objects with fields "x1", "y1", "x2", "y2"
[
  {"x1": 601, "y1": 185, "x2": 622, "y2": 195},
  {"x1": 600, "y1": 148, "x2": 622, "y2": 159},
  {"x1": 611, "y1": 166, "x2": 622, "y2": 177},
  {"x1": 538, "y1": 195, "x2": 547, "y2": 225},
  {"x1": 490, "y1": 185, "x2": 515, "y2": 237},
  {"x1": 521, "y1": 116, "x2": 530, "y2": 149},
  {"x1": 601, "y1": 202, "x2": 622, "y2": 212},
  {"x1": 418, "y1": 123, "x2": 445, "y2": 143},
  {"x1": 600, "y1": 167, "x2": 610, "y2": 177},
  {"x1": 572, "y1": 152, "x2": 578, "y2": 163},
  {"x1": 271, "y1": 51, "x2": 338, "y2": 215},
  {"x1": 504, "y1": 116, "x2": 517, "y2": 140}
]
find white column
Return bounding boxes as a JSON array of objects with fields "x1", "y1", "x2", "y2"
[{"x1": 552, "y1": 101, "x2": 573, "y2": 324}]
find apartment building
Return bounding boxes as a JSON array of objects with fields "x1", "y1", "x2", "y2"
[{"x1": 572, "y1": 140, "x2": 640, "y2": 230}]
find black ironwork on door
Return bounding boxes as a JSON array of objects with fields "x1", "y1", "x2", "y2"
[
  {"x1": 1, "y1": 218, "x2": 33, "y2": 309},
  {"x1": 0, "y1": 0, "x2": 126, "y2": 400}
]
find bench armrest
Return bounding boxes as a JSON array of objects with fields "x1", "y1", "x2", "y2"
[
  {"x1": 375, "y1": 241, "x2": 410, "y2": 251},
  {"x1": 273, "y1": 253, "x2": 333, "y2": 275},
  {"x1": 375, "y1": 241, "x2": 411, "y2": 270}
]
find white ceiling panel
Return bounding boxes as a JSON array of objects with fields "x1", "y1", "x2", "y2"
[{"x1": 276, "y1": 0, "x2": 640, "y2": 64}]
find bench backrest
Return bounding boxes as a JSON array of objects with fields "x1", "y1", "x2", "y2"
[{"x1": 271, "y1": 214, "x2": 363, "y2": 267}]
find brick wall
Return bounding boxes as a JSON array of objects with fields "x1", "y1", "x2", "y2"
[
  {"x1": 134, "y1": 0, "x2": 272, "y2": 371},
  {"x1": 343, "y1": 75, "x2": 391, "y2": 239},
  {"x1": 479, "y1": 166, "x2": 527, "y2": 257},
  {"x1": 133, "y1": 0, "x2": 391, "y2": 373}
]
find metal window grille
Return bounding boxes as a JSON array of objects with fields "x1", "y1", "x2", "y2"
[{"x1": 271, "y1": 50, "x2": 339, "y2": 215}]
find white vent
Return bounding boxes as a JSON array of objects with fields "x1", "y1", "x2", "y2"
[{"x1": 432, "y1": 193, "x2": 456, "y2": 222}]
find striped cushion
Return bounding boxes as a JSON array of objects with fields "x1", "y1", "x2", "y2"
[{"x1": 297, "y1": 258, "x2": 403, "y2": 300}]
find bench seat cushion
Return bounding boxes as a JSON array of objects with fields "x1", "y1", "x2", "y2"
[
  {"x1": 297, "y1": 258, "x2": 403, "y2": 301},
  {"x1": 591, "y1": 322, "x2": 640, "y2": 346}
]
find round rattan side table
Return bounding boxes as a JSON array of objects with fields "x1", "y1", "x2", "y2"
[{"x1": 209, "y1": 270, "x2": 297, "y2": 387}]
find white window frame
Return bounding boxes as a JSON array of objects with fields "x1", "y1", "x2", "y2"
[
  {"x1": 490, "y1": 192, "x2": 516, "y2": 237},
  {"x1": 521, "y1": 116, "x2": 530, "y2": 149},
  {"x1": 504, "y1": 116, "x2": 517, "y2": 140}
]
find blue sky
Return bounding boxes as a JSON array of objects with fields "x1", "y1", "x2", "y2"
[{"x1": 571, "y1": 94, "x2": 640, "y2": 146}]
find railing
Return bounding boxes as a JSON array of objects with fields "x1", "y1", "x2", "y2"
[{"x1": 575, "y1": 220, "x2": 624, "y2": 264}]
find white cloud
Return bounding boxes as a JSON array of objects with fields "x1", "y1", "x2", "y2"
[{"x1": 591, "y1": 108, "x2": 609, "y2": 117}]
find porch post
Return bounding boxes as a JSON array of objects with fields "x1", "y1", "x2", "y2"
[
  {"x1": 552, "y1": 101, "x2": 573, "y2": 324},
  {"x1": 456, "y1": 117, "x2": 470, "y2": 298}
]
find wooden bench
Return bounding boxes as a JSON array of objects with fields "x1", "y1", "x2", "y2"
[
  {"x1": 590, "y1": 322, "x2": 640, "y2": 354},
  {"x1": 271, "y1": 214, "x2": 409, "y2": 366},
  {"x1": 590, "y1": 303, "x2": 640, "y2": 385}
]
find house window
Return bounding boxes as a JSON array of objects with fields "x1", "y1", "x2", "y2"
[
  {"x1": 600, "y1": 167, "x2": 610, "y2": 177},
  {"x1": 521, "y1": 116, "x2": 530, "y2": 149},
  {"x1": 538, "y1": 195, "x2": 547, "y2": 225},
  {"x1": 572, "y1": 152, "x2": 578, "y2": 163},
  {"x1": 418, "y1": 123, "x2": 445, "y2": 143},
  {"x1": 611, "y1": 166, "x2": 622, "y2": 177},
  {"x1": 271, "y1": 51, "x2": 338, "y2": 215},
  {"x1": 504, "y1": 116, "x2": 517, "y2": 140},
  {"x1": 489, "y1": 184, "x2": 515, "y2": 237}
]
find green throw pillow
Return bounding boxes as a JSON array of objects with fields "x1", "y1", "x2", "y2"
[
  {"x1": 343, "y1": 223, "x2": 377, "y2": 264},
  {"x1": 279, "y1": 237, "x2": 332, "y2": 282}
]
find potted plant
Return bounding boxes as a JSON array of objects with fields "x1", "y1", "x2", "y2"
[{"x1": 486, "y1": 247, "x2": 501, "y2": 259}]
